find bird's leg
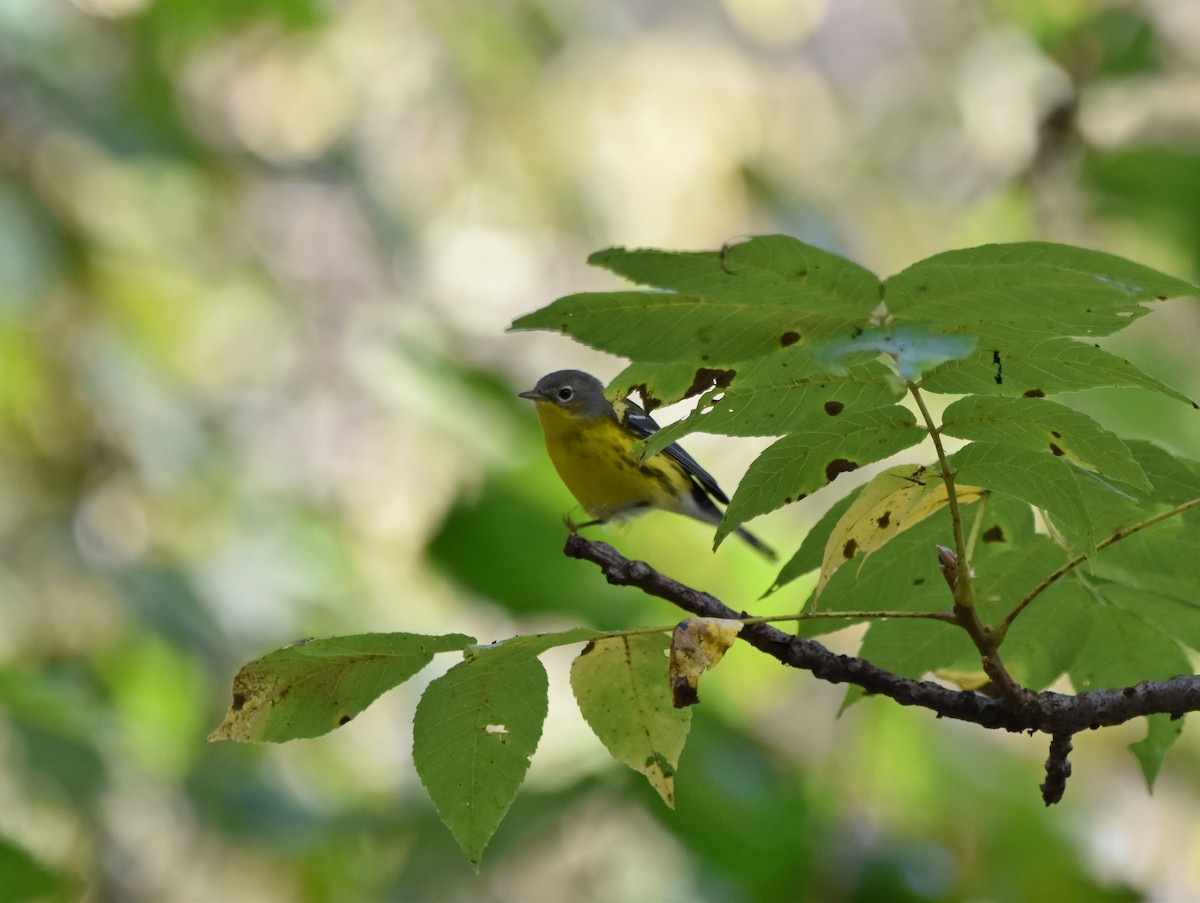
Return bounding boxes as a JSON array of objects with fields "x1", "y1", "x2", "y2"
[{"x1": 564, "y1": 515, "x2": 603, "y2": 533}]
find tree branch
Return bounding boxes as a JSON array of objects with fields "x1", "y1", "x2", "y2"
[
  {"x1": 565, "y1": 533, "x2": 1200, "y2": 800},
  {"x1": 907, "y1": 384, "x2": 1026, "y2": 705}
]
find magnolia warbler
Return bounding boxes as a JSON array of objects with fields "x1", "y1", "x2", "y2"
[{"x1": 520, "y1": 370, "x2": 775, "y2": 559}]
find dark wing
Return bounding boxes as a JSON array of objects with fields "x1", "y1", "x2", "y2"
[{"x1": 614, "y1": 397, "x2": 730, "y2": 505}]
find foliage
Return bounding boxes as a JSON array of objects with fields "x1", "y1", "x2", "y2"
[
  {"x1": 7, "y1": 0, "x2": 1200, "y2": 897},
  {"x1": 216, "y1": 235, "x2": 1200, "y2": 865}
]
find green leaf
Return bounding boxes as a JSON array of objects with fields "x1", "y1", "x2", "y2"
[
  {"x1": 766, "y1": 487, "x2": 862, "y2": 599},
  {"x1": 642, "y1": 357, "x2": 901, "y2": 455},
  {"x1": 588, "y1": 235, "x2": 882, "y2": 319},
  {"x1": 1130, "y1": 714, "x2": 1184, "y2": 791},
  {"x1": 941, "y1": 396, "x2": 1151, "y2": 491},
  {"x1": 885, "y1": 241, "x2": 1199, "y2": 342},
  {"x1": 570, "y1": 634, "x2": 691, "y2": 807},
  {"x1": 1066, "y1": 584, "x2": 1193, "y2": 788},
  {"x1": 510, "y1": 291, "x2": 795, "y2": 364},
  {"x1": 717, "y1": 406, "x2": 925, "y2": 544},
  {"x1": 209, "y1": 633, "x2": 475, "y2": 743},
  {"x1": 509, "y1": 236, "x2": 883, "y2": 366},
  {"x1": 0, "y1": 833, "x2": 72, "y2": 903},
  {"x1": 950, "y1": 442, "x2": 1094, "y2": 550},
  {"x1": 810, "y1": 511, "x2": 956, "y2": 616},
  {"x1": 464, "y1": 626, "x2": 605, "y2": 661},
  {"x1": 1068, "y1": 602, "x2": 1191, "y2": 693},
  {"x1": 1066, "y1": 596, "x2": 1191, "y2": 788},
  {"x1": 412, "y1": 646, "x2": 551, "y2": 868},
  {"x1": 1125, "y1": 441, "x2": 1200, "y2": 517},
  {"x1": 922, "y1": 337, "x2": 1197, "y2": 407},
  {"x1": 976, "y1": 539, "x2": 1089, "y2": 691},
  {"x1": 1087, "y1": 532, "x2": 1200, "y2": 637},
  {"x1": 856, "y1": 618, "x2": 976, "y2": 682}
]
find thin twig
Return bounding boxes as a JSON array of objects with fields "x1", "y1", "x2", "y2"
[
  {"x1": 907, "y1": 384, "x2": 1026, "y2": 704},
  {"x1": 794, "y1": 610, "x2": 957, "y2": 623},
  {"x1": 907, "y1": 383, "x2": 973, "y2": 609},
  {"x1": 995, "y1": 496, "x2": 1200, "y2": 642}
]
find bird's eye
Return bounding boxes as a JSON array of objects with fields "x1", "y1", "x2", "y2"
[{"x1": 557, "y1": 386, "x2": 574, "y2": 402}]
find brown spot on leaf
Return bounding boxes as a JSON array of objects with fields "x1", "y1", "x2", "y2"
[
  {"x1": 1049, "y1": 443, "x2": 1064, "y2": 456},
  {"x1": 876, "y1": 510, "x2": 891, "y2": 529},
  {"x1": 1023, "y1": 388, "x2": 1045, "y2": 398},
  {"x1": 982, "y1": 525, "x2": 1005, "y2": 543},
  {"x1": 842, "y1": 538, "x2": 858, "y2": 560},
  {"x1": 825, "y1": 458, "x2": 859, "y2": 482},
  {"x1": 338, "y1": 715, "x2": 352, "y2": 726},
  {"x1": 794, "y1": 268, "x2": 808, "y2": 278},
  {"x1": 633, "y1": 382, "x2": 662, "y2": 413},
  {"x1": 824, "y1": 400, "x2": 845, "y2": 416},
  {"x1": 1050, "y1": 430, "x2": 1061, "y2": 438},
  {"x1": 780, "y1": 330, "x2": 801, "y2": 347},
  {"x1": 672, "y1": 676, "x2": 699, "y2": 708},
  {"x1": 685, "y1": 368, "x2": 736, "y2": 400},
  {"x1": 913, "y1": 577, "x2": 926, "y2": 585},
  {"x1": 232, "y1": 692, "x2": 246, "y2": 712}
]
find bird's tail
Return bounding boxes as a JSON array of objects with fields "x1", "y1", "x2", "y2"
[
  {"x1": 732, "y1": 525, "x2": 776, "y2": 561},
  {"x1": 679, "y1": 485, "x2": 776, "y2": 560}
]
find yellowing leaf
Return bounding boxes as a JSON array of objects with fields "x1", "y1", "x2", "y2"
[
  {"x1": 210, "y1": 633, "x2": 474, "y2": 743},
  {"x1": 570, "y1": 635, "x2": 691, "y2": 807},
  {"x1": 932, "y1": 668, "x2": 996, "y2": 693},
  {"x1": 669, "y1": 618, "x2": 744, "y2": 707},
  {"x1": 815, "y1": 465, "x2": 984, "y2": 605}
]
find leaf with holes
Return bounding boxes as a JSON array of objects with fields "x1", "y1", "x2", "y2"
[
  {"x1": 606, "y1": 361, "x2": 735, "y2": 412},
  {"x1": 922, "y1": 338, "x2": 1197, "y2": 407},
  {"x1": 413, "y1": 650, "x2": 548, "y2": 868},
  {"x1": 640, "y1": 358, "x2": 901, "y2": 456}
]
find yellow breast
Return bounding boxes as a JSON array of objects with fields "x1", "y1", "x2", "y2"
[{"x1": 531, "y1": 401, "x2": 691, "y2": 521}]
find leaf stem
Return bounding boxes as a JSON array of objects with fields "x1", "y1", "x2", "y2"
[
  {"x1": 907, "y1": 382, "x2": 1026, "y2": 705},
  {"x1": 995, "y1": 495, "x2": 1200, "y2": 642},
  {"x1": 553, "y1": 609, "x2": 963, "y2": 653},
  {"x1": 907, "y1": 382, "x2": 973, "y2": 607}
]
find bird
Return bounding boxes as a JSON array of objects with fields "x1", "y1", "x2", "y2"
[{"x1": 519, "y1": 369, "x2": 775, "y2": 559}]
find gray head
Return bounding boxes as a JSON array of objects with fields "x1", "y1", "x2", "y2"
[{"x1": 518, "y1": 370, "x2": 612, "y2": 417}]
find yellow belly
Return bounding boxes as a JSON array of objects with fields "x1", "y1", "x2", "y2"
[{"x1": 533, "y1": 403, "x2": 691, "y2": 521}]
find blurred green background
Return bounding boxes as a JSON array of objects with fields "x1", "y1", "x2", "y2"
[{"x1": 3, "y1": 0, "x2": 1200, "y2": 900}]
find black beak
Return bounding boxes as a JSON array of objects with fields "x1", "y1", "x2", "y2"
[{"x1": 518, "y1": 389, "x2": 540, "y2": 400}]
